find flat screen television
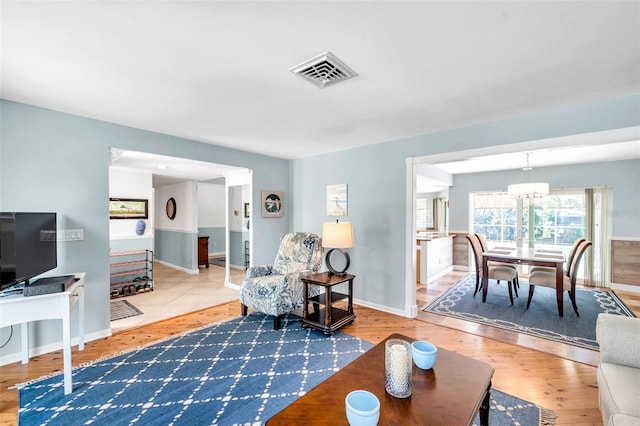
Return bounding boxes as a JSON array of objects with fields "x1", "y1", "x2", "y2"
[{"x1": 0, "y1": 212, "x2": 57, "y2": 291}]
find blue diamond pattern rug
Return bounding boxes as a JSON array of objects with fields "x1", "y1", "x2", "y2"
[
  {"x1": 424, "y1": 274, "x2": 636, "y2": 351},
  {"x1": 16, "y1": 312, "x2": 557, "y2": 425},
  {"x1": 17, "y1": 313, "x2": 372, "y2": 425},
  {"x1": 474, "y1": 388, "x2": 556, "y2": 426}
]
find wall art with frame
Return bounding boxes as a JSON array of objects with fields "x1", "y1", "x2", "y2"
[
  {"x1": 326, "y1": 184, "x2": 348, "y2": 216},
  {"x1": 261, "y1": 191, "x2": 283, "y2": 218},
  {"x1": 109, "y1": 198, "x2": 149, "y2": 219}
]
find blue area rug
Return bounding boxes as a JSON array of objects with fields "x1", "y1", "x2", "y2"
[
  {"x1": 473, "y1": 388, "x2": 556, "y2": 426},
  {"x1": 424, "y1": 274, "x2": 635, "y2": 351},
  {"x1": 16, "y1": 311, "x2": 556, "y2": 425},
  {"x1": 17, "y1": 313, "x2": 373, "y2": 425}
]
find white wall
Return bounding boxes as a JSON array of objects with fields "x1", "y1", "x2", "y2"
[
  {"x1": 155, "y1": 181, "x2": 198, "y2": 233},
  {"x1": 198, "y1": 182, "x2": 225, "y2": 227},
  {"x1": 109, "y1": 168, "x2": 153, "y2": 239}
]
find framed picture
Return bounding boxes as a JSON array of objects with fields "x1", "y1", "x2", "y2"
[
  {"x1": 261, "y1": 191, "x2": 283, "y2": 217},
  {"x1": 109, "y1": 198, "x2": 149, "y2": 219},
  {"x1": 327, "y1": 184, "x2": 348, "y2": 216},
  {"x1": 244, "y1": 202, "x2": 250, "y2": 218}
]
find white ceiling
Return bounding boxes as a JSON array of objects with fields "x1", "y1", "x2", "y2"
[
  {"x1": 434, "y1": 139, "x2": 640, "y2": 175},
  {"x1": 416, "y1": 138, "x2": 640, "y2": 193},
  {"x1": 109, "y1": 149, "x2": 248, "y2": 187},
  {"x1": 2, "y1": 1, "x2": 639, "y2": 163}
]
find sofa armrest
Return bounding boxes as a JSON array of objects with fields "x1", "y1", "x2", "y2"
[
  {"x1": 597, "y1": 313, "x2": 640, "y2": 369},
  {"x1": 245, "y1": 264, "x2": 273, "y2": 278}
]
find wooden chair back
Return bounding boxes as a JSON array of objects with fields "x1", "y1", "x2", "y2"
[
  {"x1": 568, "y1": 240, "x2": 592, "y2": 285},
  {"x1": 566, "y1": 237, "x2": 586, "y2": 271},
  {"x1": 465, "y1": 234, "x2": 483, "y2": 274},
  {"x1": 475, "y1": 233, "x2": 489, "y2": 252}
]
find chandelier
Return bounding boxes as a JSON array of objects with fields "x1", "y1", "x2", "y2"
[{"x1": 507, "y1": 153, "x2": 549, "y2": 198}]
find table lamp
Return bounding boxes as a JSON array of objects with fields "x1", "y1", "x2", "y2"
[{"x1": 322, "y1": 220, "x2": 354, "y2": 275}]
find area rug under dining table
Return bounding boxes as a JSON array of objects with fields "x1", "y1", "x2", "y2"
[
  {"x1": 15, "y1": 312, "x2": 555, "y2": 425},
  {"x1": 424, "y1": 274, "x2": 636, "y2": 351}
]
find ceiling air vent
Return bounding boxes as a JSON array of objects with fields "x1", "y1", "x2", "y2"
[{"x1": 289, "y1": 51, "x2": 357, "y2": 88}]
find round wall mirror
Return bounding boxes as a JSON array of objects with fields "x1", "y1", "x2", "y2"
[{"x1": 166, "y1": 197, "x2": 177, "y2": 220}]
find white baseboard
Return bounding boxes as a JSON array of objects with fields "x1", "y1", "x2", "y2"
[
  {"x1": 230, "y1": 264, "x2": 246, "y2": 271},
  {"x1": 610, "y1": 282, "x2": 640, "y2": 294},
  {"x1": 225, "y1": 282, "x2": 241, "y2": 290},
  {"x1": 0, "y1": 328, "x2": 112, "y2": 367},
  {"x1": 427, "y1": 266, "x2": 454, "y2": 283},
  {"x1": 353, "y1": 298, "x2": 407, "y2": 318},
  {"x1": 406, "y1": 304, "x2": 418, "y2": 318},
  {"x1": 453, "y1": 265, "x2": 470, "y2": 271},
  {"x1": 154, "y1": 259, "x2": 199, "y2": 275}
]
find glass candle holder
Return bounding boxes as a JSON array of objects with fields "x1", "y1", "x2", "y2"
[{"x1": 385, "y1": 338, "x2": 412, "y2": 398}]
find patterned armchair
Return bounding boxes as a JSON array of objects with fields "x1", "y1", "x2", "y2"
[{"x1": 239, "y1": 232, "x2": 323, "y2": 329}]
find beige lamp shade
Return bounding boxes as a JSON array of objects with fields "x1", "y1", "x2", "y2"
[
  {"x1": 322, "y1": 221, "x2": 354, "y2": 249},
  {"x1": 507, "y1": 182, "x2": 549, "y2": 198}
]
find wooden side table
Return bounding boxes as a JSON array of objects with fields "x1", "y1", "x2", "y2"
[{"x1": 301, "y1": 272, "x2": 355, "y2": 335}]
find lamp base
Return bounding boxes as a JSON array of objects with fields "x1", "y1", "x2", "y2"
[{"x1": 325, "y1": 248, "x2": 350, "y2": 275}]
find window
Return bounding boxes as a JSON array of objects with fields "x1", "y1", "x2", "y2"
[
  {"x1": 524, "y1": 190, "x2": 586, "y2": 247},
  {"x1": 472, "y1": 190, "x2": 585, "y2": 248},
  {"x1": 471, "y1": 193, "x2": 517, "y2": 242},
  {"x1": 416, "y1": 198, "x2": 434, "y2": 230}
]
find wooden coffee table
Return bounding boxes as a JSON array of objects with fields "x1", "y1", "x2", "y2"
[{"x1": 266, "y1": 333, "x2": 494, "y2": 425}]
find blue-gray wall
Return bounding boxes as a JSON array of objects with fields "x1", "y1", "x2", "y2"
[
  {"x1": 229, "y1": 230, "x2": 249, "y2": 268},
  {"x1": 155, "y1": 230, "x2": 197, "y2": 271},
  {"x1": 198, "y1": 227, "x2": 225, "y2": 254},
  {"x1": 2, "y1": 94, "x2": 639, "y2": 360},
  {"x1": 290, "y1": 94, "x2": 640, "y2": 313},
  {"x1": 109, "y1": 238, "x2": 154, "y2": 253},
  {"x1": 0, "y1": 100, "x2": 290, "y2": 359}
]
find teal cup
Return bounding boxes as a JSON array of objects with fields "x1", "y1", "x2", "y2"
[
  {"x1": 411, "y1": 340, "x2": 437, "y2": 369},
  {"x1": 345, "y1": 390, "x2": 380, "y2": 426}
]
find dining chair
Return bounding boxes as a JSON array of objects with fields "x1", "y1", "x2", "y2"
[
  {"x1": 466, "y1": 234, "x2": 518, "y2": 304},
  {"x1": 527, "y1": 239, "x2": 592, "y2": 316},
  {"x1": 529, "y1": 237, "x2": 586, "y2": 275},
  {"x1": 475, "y1": 233, "x2": 519, "y2": 289}
]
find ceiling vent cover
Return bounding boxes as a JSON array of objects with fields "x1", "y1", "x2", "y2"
[{"x1": 289, "y1": 51, "x2": 357, "y2": 88}]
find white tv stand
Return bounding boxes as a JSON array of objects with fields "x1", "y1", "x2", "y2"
[{"x1": 0, "y1": 272, "x2": 85, "y2": 394}]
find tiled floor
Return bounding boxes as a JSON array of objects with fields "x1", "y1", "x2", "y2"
[{"x1": 110, "y1": 260, "x2": 245, "y2": 332}]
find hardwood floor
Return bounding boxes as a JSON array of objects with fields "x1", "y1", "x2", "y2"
[{"x1": 1, "y1": 271, "x2": 638, "y2": 425}]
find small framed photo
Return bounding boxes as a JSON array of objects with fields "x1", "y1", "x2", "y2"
[
  {"x1": 261, "y1": 191, "x2": 283, "y2": 217},
  {"x1": 109, "y1": 198, "x2": 149, "y2": 219},
  {"x1": 327, "y1": 184, "x2": 348, "y2": 216}
]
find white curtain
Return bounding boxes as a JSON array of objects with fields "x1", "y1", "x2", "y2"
[{"x1": 586, "y1": 187, "x2": 612, "y2": 288}]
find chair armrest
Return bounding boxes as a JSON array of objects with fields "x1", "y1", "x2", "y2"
[
  {"x1": 597, "y1": 313, "x2": 640, "y2": 369},
  {"x1": 245, "y1": 265, "x2": 273, "y2": 278}
]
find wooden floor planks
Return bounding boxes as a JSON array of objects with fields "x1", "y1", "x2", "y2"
[{"x1": 1, "y1": 271, "x2": 638, "y2": 426}]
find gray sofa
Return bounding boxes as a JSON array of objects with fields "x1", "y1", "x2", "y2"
[{"x1": 596, "y1": 313, "x2": 640, "y2": 426}]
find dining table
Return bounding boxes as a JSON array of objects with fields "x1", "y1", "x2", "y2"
[{"x1": 481, "y1": 246, "x2": 566, "y2": 316}]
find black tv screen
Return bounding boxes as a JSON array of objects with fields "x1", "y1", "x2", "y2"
[{"x1": 0, "y1": 212, "x2": 57, "y2": 290}]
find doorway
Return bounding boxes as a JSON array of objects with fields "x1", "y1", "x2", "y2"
[
  {"x1": 406, "y1": 130, "x2": 632, "y2": 318},
  {"x1": 108, "y1": 148, "x2": 250, "y2": 330}
]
